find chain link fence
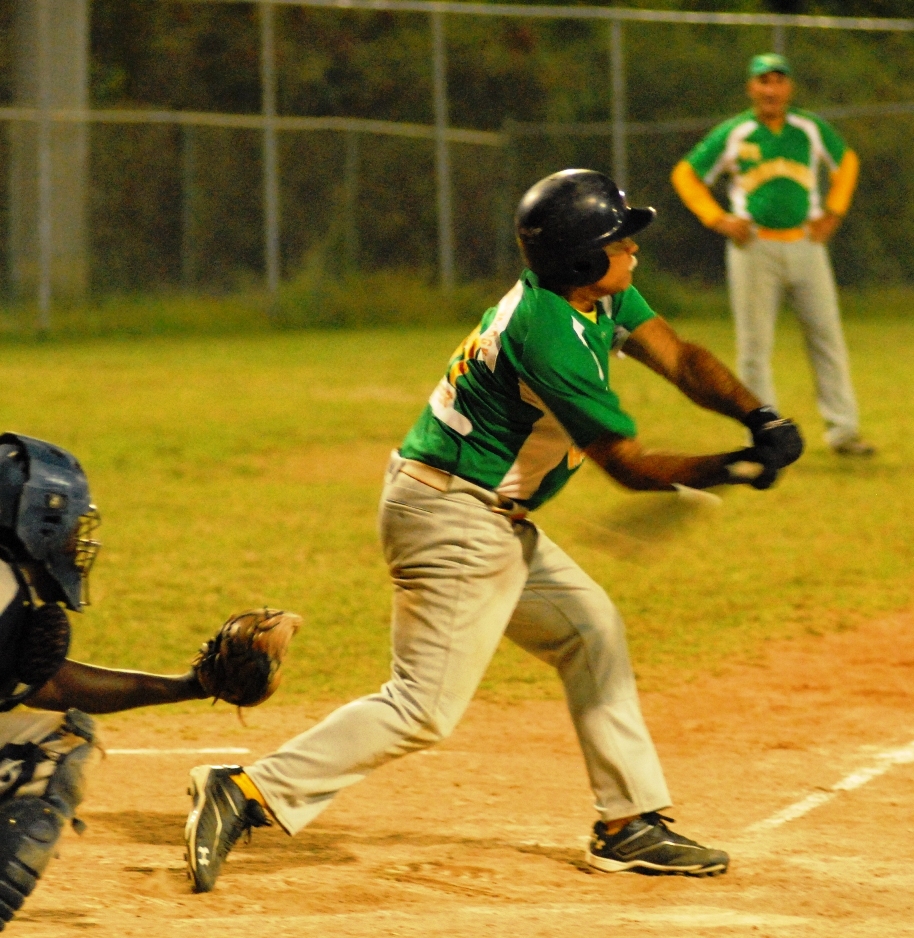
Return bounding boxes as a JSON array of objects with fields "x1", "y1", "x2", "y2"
[{"x1": 2, "y1": 1, "x2": 914, "y2": 325}]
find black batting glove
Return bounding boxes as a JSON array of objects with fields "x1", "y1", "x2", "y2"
[
  {"x1": 743, "y1": 406, "x2": 804, "y2": 469},
  {"x1": 723, "y1": 446, "x2": 781, "y2": 490}
]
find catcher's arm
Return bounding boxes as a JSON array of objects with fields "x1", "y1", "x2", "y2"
[
  {"x1": 25, "y1": 609, "x2": 300, "y2": 714},
  {"x1": 24, "y1": 659, "x2": 206, "y2": 713}
]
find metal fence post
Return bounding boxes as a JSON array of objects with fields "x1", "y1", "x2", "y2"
[
  {"x1": 260, "y1": 2, "x2": 281, "y2": 300},
  {"x1": 773, "y1": 22, "x2": 787, "y2": 55},
  {"x1": 431, "y1": 10, "x2": 455, "y2": 292},
  {"x1": 181, "y1": 125, "x2": 199, "y2": 288},
  {"x1": 609, "y1": 18, "x2": 628, "y2": 194},
  {"x1": 343, "y1": 130, "x2": 360, "y2": 272},
  {"x1": 496, "y1": 118, "x2": 517, "y2": 282},
  {"x1": 36, "y1": 0, "x2": 52, "y2": 329}
]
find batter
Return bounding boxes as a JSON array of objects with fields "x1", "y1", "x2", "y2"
[{"x1": 184, "y1": 169, "x2": 805, "y2": 890}]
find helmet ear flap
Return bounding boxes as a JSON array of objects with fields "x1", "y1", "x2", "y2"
[{"x1": 566, "y1": 249, "x2": 609, "y2": 288}]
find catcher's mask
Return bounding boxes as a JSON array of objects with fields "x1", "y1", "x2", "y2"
[
  {"x1": 515, "y1": 169, "x2": 655, "y2": 290},
  {"x1": 0, "y1": 433, "x2": 101, "y2": 610}
]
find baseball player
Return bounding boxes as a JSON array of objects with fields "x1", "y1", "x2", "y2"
[
  {"x1": 671, "y1": 52, "x2": 874, "y2": 456},
  {"x1": 182, "y1": 169, "x2": 803, "y2": 891},
  {"x1": 0, "y1": 432, "x2": 296, "y2": 930},
  {"x1": 185, "y1": 170, "x2": 803, "y2": 892}
]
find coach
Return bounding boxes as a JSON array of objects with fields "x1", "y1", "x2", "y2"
[{"x1": 671, "y1": 52, "x2": 874, "y2": 457}]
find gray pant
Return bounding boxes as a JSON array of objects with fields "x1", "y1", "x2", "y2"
[
  {"x1": 246, "y1": 455, "x2": 671, "y2": 835},
  {"x1": 726, "y1": 237, "x2": 859, "y2": 447},
  {"x1": 0, "y1": 712, "x2": 70, "y2": 799},
  {"x1": 0, "y1": 712, "x2": 66, "y2": 750}
]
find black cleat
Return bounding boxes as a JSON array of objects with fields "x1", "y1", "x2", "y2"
[
  {"x1": 184, "y1": 765, "x2": 270, "y2": 893},
  {"x1": 586, "y1": 813, "x2": 729, "y2": 877}
]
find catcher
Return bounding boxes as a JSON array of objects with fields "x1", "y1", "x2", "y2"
[{"x1": 0, "y1": 432, "x2": 300, "y2": 931}]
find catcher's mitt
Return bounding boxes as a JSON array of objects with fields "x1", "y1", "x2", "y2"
[{"x1": 192, "y1": 608, "x2": 301, "y2": 708}]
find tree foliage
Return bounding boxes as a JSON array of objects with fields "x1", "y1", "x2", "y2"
[{"x1": 3, "y1": 1, "x2": 913, "y2": 293}]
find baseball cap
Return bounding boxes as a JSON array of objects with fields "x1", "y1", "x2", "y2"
[{"x1": 748, "y1": 53, "x2": 792, "y2": 78}]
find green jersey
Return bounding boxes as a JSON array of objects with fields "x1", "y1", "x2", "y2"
[
  {"x1": 684, "y1": 107, "x2": 847, "y2": 229},
  {"x1": 400, "y1": 271, "x2": 656, "y2": 510}
]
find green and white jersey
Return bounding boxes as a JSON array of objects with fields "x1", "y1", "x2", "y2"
[
  {"x1": 399, "y1": 270, "x2": 656, "y2": 510},
  {"x1": 684, "y1": 107, "x2": 847, "y2": 229}
]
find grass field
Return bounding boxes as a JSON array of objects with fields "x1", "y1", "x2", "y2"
[{"x1": 0, "y1": 300, "x2": 910, "y2": 702}]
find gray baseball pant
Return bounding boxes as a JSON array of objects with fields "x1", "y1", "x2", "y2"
[
  {"x1": 246, "y1": 455, "x2": 671, "y2": 835},
  {"x1": 726, "y1": 236, "x2": 860, "y2": 447},
  {"x1": 0, "y1": 713, "x2": 67, "y2": 752},
  {"x1": 0, "y1": 712, "x2": 75, "y2": 799}
]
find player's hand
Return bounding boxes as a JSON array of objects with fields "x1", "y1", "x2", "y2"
[
  {"x1": 743, "y1": 406, "x2": 804, "y2": 468},
  {"x1": 808, "y1": 211, "x2": 841, "y2": 243},
  {"x1": 723, "y1": 446, "x2": 781, "y2": 490},
  {"x1": 713, "y1": 214, "x2": 753, "y2": 246}
]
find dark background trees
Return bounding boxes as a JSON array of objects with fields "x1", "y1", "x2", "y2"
[{"x1": 3, "y1": 1, "x2": 913, "y2": 294}]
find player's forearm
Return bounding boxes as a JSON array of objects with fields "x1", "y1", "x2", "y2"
[
  {"x1": 624, "y1": 319, "x2": 761, "y2": 421},
  {"x1": 672, "y1": 341, "x2": 762, "y2": 420},
  {"x1": 585, "y1": 435, "x2": 735, "y2": 491},
  {"x1": 825, "y1": 149, "x2": 858, "y2": 217},
  {"x1": 25, "y1": 659, "x2": 208, "y2": 713}
]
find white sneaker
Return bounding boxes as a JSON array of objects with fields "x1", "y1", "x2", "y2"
[{"x1": 831, "y1": 437, "x2": 876, "y2": 457}]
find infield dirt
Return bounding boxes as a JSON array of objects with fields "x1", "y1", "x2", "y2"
[{"x1": 11, "y1": 612, "x2": 914, "y2": 938}]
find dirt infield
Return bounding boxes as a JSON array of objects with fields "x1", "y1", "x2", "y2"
[{"x1": 11, "y1": 612, "x2": 914, "y2": 938}]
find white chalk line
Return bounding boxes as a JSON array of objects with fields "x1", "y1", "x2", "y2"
[
  {"x1": 106, "y1": 747, "x2": 250, "y2": 755},
  {"x1": 745, "y1": 738, "x2": 914, "y2": 834},
  {"x1": 104, "y1": 739, "x2": 914, "y2": 833}
]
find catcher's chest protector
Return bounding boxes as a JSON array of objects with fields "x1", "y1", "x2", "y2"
[{"x1": 0, "y1": 561, "x2": 32, "y2": 706}]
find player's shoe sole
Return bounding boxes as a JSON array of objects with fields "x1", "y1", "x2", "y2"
[
  {"x1": 585, "y1": 852, "x2": 728, "y2": 876},
  {"x1": 184, "y1": 765, "x2": 269, "y2": 893},
  {"x1": 831, "y1": 437, "x2": 876, "y2": 457},
  {"x1": 585, "y1": 814, "x2": 728, "y2": 877}
]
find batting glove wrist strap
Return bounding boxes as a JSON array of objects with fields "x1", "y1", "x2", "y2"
[{"x1": 742, "y1": 406, "x2": 781, "y2": 433}]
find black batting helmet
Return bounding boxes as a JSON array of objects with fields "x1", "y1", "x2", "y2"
[
  {"x1": 0, "y1": 433, "x2": 100, "y2": 610},
  {"x1": 515, "y1": 169, "x2": 655, "y2": 289}
]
